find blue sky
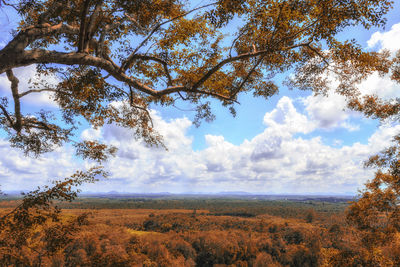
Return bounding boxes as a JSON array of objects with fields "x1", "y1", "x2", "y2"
[{"x1": 1, "y1": 2, "x2": 400, "y2": 194}]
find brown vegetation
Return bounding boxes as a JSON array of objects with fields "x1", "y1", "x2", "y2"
[{"x1": 0, "y1": 198, "x2": 399, "y2": 266}]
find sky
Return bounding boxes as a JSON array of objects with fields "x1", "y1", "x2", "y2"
[{"x1": 1, "y1": 2, "x2": 400, "y2": 194}]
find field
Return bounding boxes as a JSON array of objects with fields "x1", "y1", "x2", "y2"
[{"x1": 3, "y1": 196, "x2": 392, "y2": 266}]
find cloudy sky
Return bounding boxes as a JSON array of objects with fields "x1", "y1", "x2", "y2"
[{"x1": 1, "y1": 3, "x2": 400, "y2": 194}]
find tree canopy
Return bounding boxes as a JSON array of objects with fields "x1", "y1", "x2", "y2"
[{"x1": 0, "y1": 0, "x2": 395, "y2": 159}]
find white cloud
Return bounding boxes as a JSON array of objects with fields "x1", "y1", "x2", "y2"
[
  {"x1": 75, "y1": 99, "x2": 400, "y2": 194},
  {"x1": 301, "y1": 68, "x2": 400, "y2": 133},
  {"x1": 368, "y1": 23, "x2": 400, "y2": 53},
  {"x1": 0, "y1": 140, "x2": 79, "y2": 191},
  {"x1": 81, "y1": 127, "x2": 102, "y2": 141},
  {"x1": 301, "y1": 71, "x2": 400, "y2": 132},
  {"x1": 264, "y1": 96, "x2": 315, "y2": 134},
  {"x1": 1, "y1": 97, "x2": 399, "y2": 195},
  {"x1": 302, "y1": 93, "x2": 352, "y2": 130},
  {"x1": 98, "y1": 100, "x2": 399, "y2": 194}
]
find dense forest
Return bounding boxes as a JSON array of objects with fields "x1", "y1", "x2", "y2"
[{"x1": 0, "y1": 197, "x2": 399, "y2": 266}]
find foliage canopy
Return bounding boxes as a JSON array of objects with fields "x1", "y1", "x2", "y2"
[{"x1": 0, "y1": 0, "x2": 395, "y2": 158}]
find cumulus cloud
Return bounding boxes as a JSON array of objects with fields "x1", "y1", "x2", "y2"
[
  {"x1": 302, "y1": 93, "x2": 351, "y2": 130},
  {"x1": 1, "y1": 97, "x2": 398, "y2": 195},
  {"x1": 368, "y1": 23, "x2": 400, "y2": 53},
  {"x1": 300, "y1": 73, "x2": 400, "y2": 132},
  {"x1": 0, "y1": 140, "x2": 79, "y2": 191},
  {"x1": 358, "y1": 72, "x2": 400, "y2": 100},
  {"x1": 97, "y1": 99, "x2": 400, "y2": 194},
  {"x1": 264, "y1": 96, "x2": 315, "y2": 134}
]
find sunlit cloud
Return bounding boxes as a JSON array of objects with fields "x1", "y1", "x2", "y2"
[{"x1": 367, "y1": 23, "x2": 400, "y2": 53}]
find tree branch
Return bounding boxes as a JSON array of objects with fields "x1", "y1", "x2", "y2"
[
  {"x1": 1, "y1": 50, "x2": 156, "y2": 94},
  {"x1": 84, "y1": 0, "x2": 103, "y2": 53},
  {"x1": 2, "y1": 23, "x2": 78, "y2": 52},
  {"x1": 128, "y1": 54, "x2": 173, "y2": 86},
  {"x1": 230, "y1": 56, "x2": 264, "y2": 98},
  {"x1": 1, "y1": 42, "x2": 308, "y2": 103},
  {"x1": 19, "y1": 88, "x2": 58, "y2": 98},
  {"x1": 23, "y1": 118, "x2": 58, "y2": 131},
  {"x1": 78, "y1": 0, "x2": 91, "y2": 52},
  {"x1": 229, "y1": 27, "x2": 248, "y2": 58},
  {"x1": 306, "y1": 44, "x2": 329, "y2": 65},
  {"x1": 38, "y1": 0, "x2": 66, "y2": 23},
  {"x1": 121, "y1": 3, "x2": 216, "y2": 71},
  {"x1": 124, "y1": 13, "x2": 148, "y2": 33},
  {"x1": 0, "y1": 103, "x2": 14, "y2": 127},
  {"x1": 191, "y1": 42, "x2": 309, "y2": 92},
  {"x1": 6, "y1": 69, "x2": 22, "y2": 132},
  {"x1": 129, "y1": 86, "x2": 153, "y2": 127}
]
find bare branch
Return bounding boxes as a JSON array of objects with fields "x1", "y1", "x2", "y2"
[
  {"x1": 178, "y1": 91, "x2": 188, "y2": 100},
  {"x1": 129, "y1": 86, "x2": 153, "y2": 128},
  {"x1": 194, "y1": 89, "x2": 239, "y2": 103},
  {"x1": 23, "y1": 117, "x2": 58, "y2": 131},
  {"x1": 0, "y1": 0, "x2": 18, "y2": 11},
  {"x1": 19, "y1": 88, "x2": 58, "y2": 98},
  {"x1": 2, "y1": 23, "x2": 77, "y2": 52},
  {"x1": 229, "y1": 27, "x2": 249, "y2": 58},
  {"x1": 281, "y1": 17, "x2": 321, "y2": 46}
]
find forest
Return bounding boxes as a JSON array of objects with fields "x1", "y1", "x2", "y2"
[{"x1": 1, "y1": 196, "x2": 397, "y2": 266}]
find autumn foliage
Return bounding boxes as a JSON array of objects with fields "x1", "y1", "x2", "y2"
[
  {"x1": 0, "y1": 0, "x2": 395, "y2": 156},
  {"x1": 0, "y1": 196, "x2": 399, "y2": 266},
  {"x1": 1, "y1": 0, "x2": 400, "y2": 266},
  {"x1": 0, "y1": 167, "x2": 106, "y2": 266}
]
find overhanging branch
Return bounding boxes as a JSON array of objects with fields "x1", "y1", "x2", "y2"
[
  {"x1": 191, "y1": 42, "x2": 310, "y2": 92},
  {"x1": 121, "y1": 2, "x2": 216, "y2": 71}
]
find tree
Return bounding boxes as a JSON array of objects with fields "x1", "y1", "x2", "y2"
[
  {"x1": 0, "y1": 0, "x2": 394, "y2": 158},
  {"x1": 0, "y1": 167, "x2": 106, "y2": 265},
  {"x1": 347, "y1": 135, "x2": 400, "y2": 247}
]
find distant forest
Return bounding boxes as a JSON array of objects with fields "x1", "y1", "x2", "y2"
[{"x1": 1, "y1": 197, "x2": 398, "y2": 266}]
